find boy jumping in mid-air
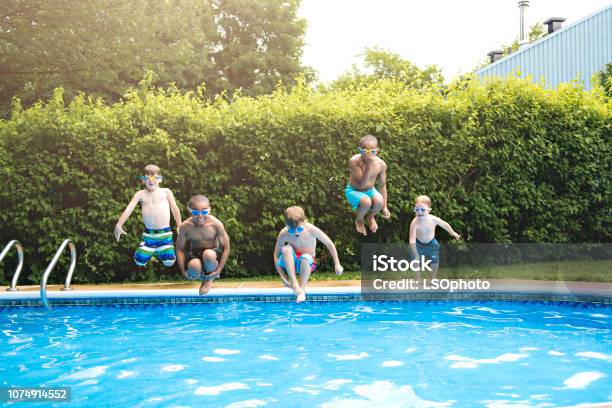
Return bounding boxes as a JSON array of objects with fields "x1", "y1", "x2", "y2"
[
  {"x1": 408, "y1": 195, "x2": 461, "y2": 279},
  {"x1": 175, "y1": 194, "x2": 231, "y2": 295},
  {"x1": 346, "y1": 134, "x2": 390, "y2": 235},
  {"x1": 274, "y1": 206, "x2": 343, "y2": 303},
  {"x1": 114, "y1": 164, "x2": 182, "y2": 268}
]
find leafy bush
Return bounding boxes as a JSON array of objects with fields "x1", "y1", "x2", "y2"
[{"x1": 0, "y1": 77, "x2": 610, "y2": 284}]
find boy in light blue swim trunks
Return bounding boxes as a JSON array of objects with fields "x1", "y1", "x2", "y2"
[
  {"x1": 274, "y1": 206, "x2": 344, "y2": 303},
  {"x1": 346, "y1": 134, "x2": 390, "y2": 235},
  {"x1": 408, "y1": 195, "x2": 461, "y2": 279},
  {"x1": 114, "y1": 164, "x2": 182, "y2": 268}
]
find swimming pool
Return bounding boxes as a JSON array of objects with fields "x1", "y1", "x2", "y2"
[{"x1": 1, "y1": 299, "x2": 611, "y2": 407}]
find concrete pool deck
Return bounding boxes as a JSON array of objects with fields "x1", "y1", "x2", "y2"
[{"x1": 1, "y1": 279, "x2": 611, "y2": 299}]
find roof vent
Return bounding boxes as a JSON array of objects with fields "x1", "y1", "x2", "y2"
[
  {"x1": 487, "y1": 50, "x2": 504, "y2": 63},
  {"x1": 543, "y1": 17, "x2": 566, "y2": 34}
]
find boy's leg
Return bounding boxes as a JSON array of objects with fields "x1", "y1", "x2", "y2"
[
  {"x1": 280, "y1": 245, "x2": 305, "y2": 302},
  {"x1": 355, "y1": 196, "x2": 372, "y2": 236},
  {"x1": 298, "y1": 255, "x2": 316, "y2": 290},
  {"x1": 187, "y1": 258, "x2": 203, "y2": 278},
  {"x1": 367, "y1": 192, "x2": 384, "y2": 233},
  {"x1": 346, "y1": 186, "x2": 371, "y2": 236},
  {"x1": 431, "y1": 263, "x2": 439, "y2": 280},
  {"x1": 134, "y1": 242, "x2": 154, "y2": 267},
  {"x1": 199, "y1": 249, "x2": 219, "y2": 295},
  {"x1": 148, "y1": 228, "x2": 176, "y2": 267}
]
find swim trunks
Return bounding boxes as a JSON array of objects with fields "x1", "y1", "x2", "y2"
[
  {"x1": 276, "y1": 245, "x2": 317, "y2": 274},
  {"x1": 415, "y1": 238, "x2": 440, "y2": 265},
  {"x1": 345, "y1": 184, "x2": 381, "y2": 211},
  {"x1": 134, "y1": 227, "x2": 176, "y2": 267},
  {"x1": 185, "y1": 247, "x2": 223, "y2": 280}
]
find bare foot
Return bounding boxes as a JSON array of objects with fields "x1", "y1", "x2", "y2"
[
  {"x1": 199, "y1": 279, "x2": 213, "y2": 295},
  {"x1": 294, "y1": 287, "x2": 306, "y2": 303},
  {"x1": 367, "y1": 215, "x2": 378, "y2": 233},
  {"x1": 355, "y1": 219, "x2": 367, "y2": 236}
]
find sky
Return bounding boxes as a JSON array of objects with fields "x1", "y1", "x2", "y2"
[{"x1": 299, "y1": 0, "x2": 611, "y2": 83}]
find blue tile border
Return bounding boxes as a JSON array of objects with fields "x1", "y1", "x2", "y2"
[{"x1": 0, "y1": 291, "x2": 611, "y2": 308}]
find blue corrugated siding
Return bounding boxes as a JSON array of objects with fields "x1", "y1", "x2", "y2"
[{"x1": 477, "y1": 4, "x2": 612, "y2": 90}]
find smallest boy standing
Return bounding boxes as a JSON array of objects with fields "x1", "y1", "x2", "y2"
[
  {"x1": 114, "y1": 164, "x2": 182, "y2": 268},
  {"x1": 274, "y1": 206, "x2": 344, "y2": 303},
  {"x1": 408, "y1": 195, "x2": 461, "y2": 280}
]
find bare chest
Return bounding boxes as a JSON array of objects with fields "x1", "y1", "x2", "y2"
[{"x1": 187, "y1": 225, "x2": 218, "y2": 246}]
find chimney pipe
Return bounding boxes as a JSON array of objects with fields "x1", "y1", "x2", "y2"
[
  {"x1": 518, "y1": 1, "x2": 530, "y2": 44},
  {"x1": 543, "y1": 17, "x2": 566, "y2": 34}
]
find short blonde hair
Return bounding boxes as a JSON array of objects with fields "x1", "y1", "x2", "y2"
[
  {"x1": 144, "y1": 164, "x2": 161, "y2": 176},
  {"x1": 415, "y1": 195, "x2": 432, "y2": 207},
  {"x1": 284, "y1": 206, "x2": 306, "y2": 228}
]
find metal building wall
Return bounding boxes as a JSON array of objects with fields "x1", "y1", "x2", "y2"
[{"x1": 477, "y1": 4, "x2": 612, "y2": 90}]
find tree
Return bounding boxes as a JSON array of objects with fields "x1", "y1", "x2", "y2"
[
  {"x1": 329, "y1": 47, "x2": 444, "y2": 91},
  {"x1": 0, "y1": 0, "x2": 308, "y2": 108},
  {"x1": 207, "y1": 0, "x2": 308, "y2": 97},
  {"x1": 596, "y1": 62, "x2": 612, "y2": 98},
  {"x1": 528, "y1": 22, "x2": 547, "y2": 42}
]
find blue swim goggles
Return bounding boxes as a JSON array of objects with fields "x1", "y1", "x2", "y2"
[
  {"x1": 414, "y1": 207, "x2": 429, "y2": 213},
  {"x1": 288, "y1": 226, "x2": 304, "y2": 234},
  {"x1": 190, "y1": 208, "x2": 209, "y2": 216}
]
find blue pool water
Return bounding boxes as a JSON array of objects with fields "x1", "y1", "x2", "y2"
[{"x1": 1, "y1": 301, "x2": 611, "y2": 407}]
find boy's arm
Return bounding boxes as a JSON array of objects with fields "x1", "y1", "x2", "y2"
[
  {"x1": 175, "y1": 224, "x2": 188, "y2": 278},
  {"x1": 165, "y1": 189, "x2": 182, "y2": 232},
  {"x1": 312, "y1": 226, "x2": 344, "y2": 275},
  {"x1": 408, "y1": 219, "x2": 418, "y2": 259},
  {"x1": 378, "y1": 162, "x2": 390, "y2": 218},
  {"x1": 434, "y1": 216, "x2": 461, "y2": 239},
  {"x1": 349, "y1": 157, "x2": 371, "y2": 190},
  {"x1": 208, "y1": 221, "x2": 231, "y2": 278},
  {"x1": 273, "y1": 232, "x2": 291, "y2": 287},
  {"x1": 114, "y1": 191, "x2": 142, "y2": 242}
]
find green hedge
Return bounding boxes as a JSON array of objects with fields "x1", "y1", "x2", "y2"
[{"x1": 0, "y1": 78, "x2": 610, "y2": 284}]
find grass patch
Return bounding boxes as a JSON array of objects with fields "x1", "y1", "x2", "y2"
[{"x1": 119, "y1": 260, "x2": 610, "y2": 284}]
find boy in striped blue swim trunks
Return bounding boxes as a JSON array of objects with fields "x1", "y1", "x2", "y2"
[{"x1": 114, "y1": 164, "x2": 182, "y2": 267}]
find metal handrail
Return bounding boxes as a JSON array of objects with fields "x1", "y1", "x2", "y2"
[
  {"x1": 40, "y1": 239, "x2": 77, "y2": 310},
  {"x1": 1, "y1": 240, "x2": 24, "y2": 291}
]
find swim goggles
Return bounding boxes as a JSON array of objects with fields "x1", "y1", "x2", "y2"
[
  {"x1": 358, "y1": 147, "x2": 380, "y2": 155},
  {"x1": 189, "y1": 208, "x2": 209, "y2": 216},
  {"x1": 413, "y1": 207, "x2": 429, "y2": 213},
  {"x1": 138, "y1": 175, "x2": 163, "y2": 182},
  {"x1": 288, "y1": 226, "x2": 304, "y2": 234}
]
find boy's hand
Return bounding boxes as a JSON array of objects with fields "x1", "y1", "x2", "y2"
[
  {"x1": 335, "y1": 264, "x2": 344, "y2": 276},
  {"x1": 453, "y1": 233, "x2": 461, "y2": 240},
  {"x1": 382, "y1": 207, "x2": 391, "y2": 219},
  {"x1": 114, "y1": 225, "x2": 126, "y2": 242}
]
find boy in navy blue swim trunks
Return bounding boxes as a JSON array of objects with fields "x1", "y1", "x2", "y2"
[
  {"x1": 408, "y1": 195, "x2": 461, "y2": 279},
  {"x1": 274, "y1": 206, "x2": 344, "y2": 303}
]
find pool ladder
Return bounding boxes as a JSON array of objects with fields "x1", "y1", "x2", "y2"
[
  {"x1": 40, "y1": 239, "x2": 77, "y2": 310},
  {"x1": 1, "y1": 239, "x2": 76, "y2": 310},
  {"x1": 1, "y1": 240, "x2": 24, "y2": 291}
]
